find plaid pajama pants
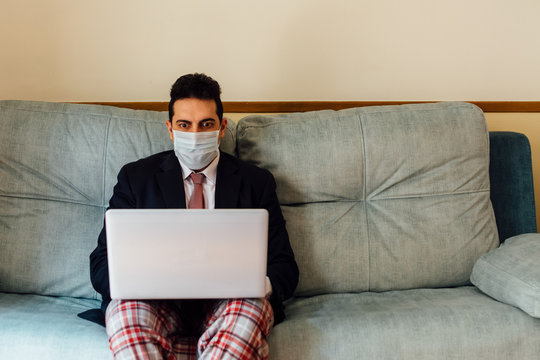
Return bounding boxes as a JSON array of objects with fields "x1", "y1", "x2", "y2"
[{"x1": 105, "y1": 298, "x2": 274, "y2": 360}]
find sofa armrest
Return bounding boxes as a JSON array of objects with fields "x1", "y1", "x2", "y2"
[
  {"x1": 489, "y1": 132, "x2": 537, "y2": 242},
  {"x1": 471, "y1": 233, "x2": 540, "y2": 318}
]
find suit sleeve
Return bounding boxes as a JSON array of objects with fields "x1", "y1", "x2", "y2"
[
  {"x1": 259, "y1": 172, "x2": 299, "y2": 306},
  {"x1": 89, "y1": 166, "x2": 136, "y2": 310}
]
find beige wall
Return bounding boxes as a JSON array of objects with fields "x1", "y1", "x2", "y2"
[{"x1": 1, "y1": 0, "x2": 539, "y2": 101}]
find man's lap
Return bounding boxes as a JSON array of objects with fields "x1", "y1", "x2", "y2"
[{"x1": 105, "y1": 298, "x2": 274, "y2": 336}]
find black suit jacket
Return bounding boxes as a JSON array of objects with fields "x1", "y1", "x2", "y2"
[{"x1": 89, "y1": 150, "x2": 299, "y2": 325}]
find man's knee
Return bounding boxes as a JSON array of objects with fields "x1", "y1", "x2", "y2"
[
  {"x1": 217, "y1": 298, "x2": 274, "y2": 333},
  {"x1": 105, "y1": 299, "x2": 164, "y2": 334}
]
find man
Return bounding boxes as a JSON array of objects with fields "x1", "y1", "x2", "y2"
[{"x1": 89, "y1": 73, "x2": 299, "y2": 359}]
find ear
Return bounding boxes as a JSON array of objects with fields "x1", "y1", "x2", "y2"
[
  {"x1": 166, "y1": 120, "x2": 174, "y2": 141},
  {"x1": 218, "y1": 117, "x2": 228, "y2": 142}
]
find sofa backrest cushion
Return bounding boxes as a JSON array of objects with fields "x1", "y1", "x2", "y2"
[
  {"x1": 237, "y1": 102, "x2": 499, "y2": 295},
  {"x1": 0, "y1": 100, "x2": 236, "y2": 299}
]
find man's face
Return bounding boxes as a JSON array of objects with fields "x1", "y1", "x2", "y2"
[{"x1": 167, "y1": 98, "x2": 227, "y2": 141}]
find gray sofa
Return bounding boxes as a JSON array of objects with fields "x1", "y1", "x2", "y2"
[{"x1": 1, "y1": 100, "x2": 539, "y2": 359}]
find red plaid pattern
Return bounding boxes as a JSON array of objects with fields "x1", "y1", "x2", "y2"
[
  {"x1": 105, "y1": 298, "x2": 273, "y2": 360},
  {"x1": 198, "y1": 299, "x2": 274, "y2": 359}
]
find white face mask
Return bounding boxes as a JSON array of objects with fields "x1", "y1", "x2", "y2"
[{"x1": 173, "y1": 130, "x2": 220, "y2": 171}]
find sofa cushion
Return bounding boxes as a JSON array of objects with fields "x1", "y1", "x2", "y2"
[
  {"x1": 270, "y1": 287, "x2": 540, "y2": 359},
  {"x1": 237, "y1": 102, "x2": 499, "y2": 295},
  {"x1": 0, "y1": 293, "x2": 111, "y2": 359},
  {"x1": 0, "y1": 100, "x2": 236, "y2": 298},
  {"x1": 471, "y1": 233, "x2": 540, "y2": 317}
]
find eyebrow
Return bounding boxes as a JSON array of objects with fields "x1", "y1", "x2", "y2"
[{"x1": 175, "y1": 118, "x2": 216, "y2": 123}]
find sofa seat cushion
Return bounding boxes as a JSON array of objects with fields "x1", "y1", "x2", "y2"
[
  {"x1": 0, "y1": 293, "x2": 111, "y2": 359},
  {"x1": 471, "y1": 233, "x2": 540, "y2": 317},
  {"x1": 269, "y1": 287, "x2": 540, "y2": 359}
]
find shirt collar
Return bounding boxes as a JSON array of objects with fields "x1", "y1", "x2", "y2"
[{"x1": 179, "y1": 151, "x2": 220, "y2": 185}]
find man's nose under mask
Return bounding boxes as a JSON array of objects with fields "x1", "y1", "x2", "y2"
[{"x1": 173, "y1": 130, "x2": 220, "y2": 171}]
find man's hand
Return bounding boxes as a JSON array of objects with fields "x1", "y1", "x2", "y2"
[{"x1": 265, "y1": 276, "x2": 273, "y2": 299}]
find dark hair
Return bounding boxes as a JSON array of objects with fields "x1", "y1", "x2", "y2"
[{"x1": 168, "y1": 73, "x2": 223, "y2": 121}]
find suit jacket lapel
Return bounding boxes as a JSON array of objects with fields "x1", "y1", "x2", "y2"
[
  {"x1": 215, "y1": 152, "x2": 242, "y2": 209},
  {"x1": 156, "y1": 152, "x2": 187, "y2": 208}
]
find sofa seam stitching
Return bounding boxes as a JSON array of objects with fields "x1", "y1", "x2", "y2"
[
  {"x1": 370, "y1": 189, "x2": 490, "y2": 200},
  {"x1": 102, "y1": 116, "x2": 112, "y2": 208},
  {"x1": 0, "y1": 193, "x2": 104, "y2": 208},
  {"x1": 96, "y1": 115, "x2": 112, "y2": 301},
  {"x1": 278, "y1": 189, "x2": 491, "y2": 206},
  {"x1": 359, "y1": 112, "x2": 371, "y2": 291}
]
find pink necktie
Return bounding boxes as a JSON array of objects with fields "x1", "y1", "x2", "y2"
[{"x1": 189, "y1": 173, "x2": 205, "y2": 209}]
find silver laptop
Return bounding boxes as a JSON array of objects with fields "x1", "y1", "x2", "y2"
[{"x1": 106, "y1": 209, "x2": 268, "y2": 300}]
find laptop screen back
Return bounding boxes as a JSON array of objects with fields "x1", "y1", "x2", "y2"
[{"x1": 106, "y1": 209, "x2": 268, "y2": 299}]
